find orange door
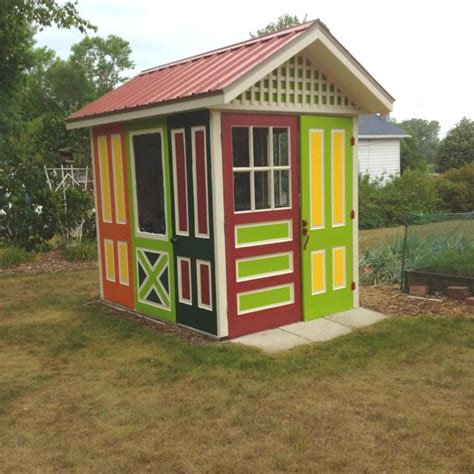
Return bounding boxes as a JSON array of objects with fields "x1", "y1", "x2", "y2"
[{"x1": 92, "y1": 126, "x2": 134, "y2": 308}]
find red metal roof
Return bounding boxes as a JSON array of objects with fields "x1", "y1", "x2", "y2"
[{"x1": 66, "y1": 21, "x2": 316, "y2": 122}]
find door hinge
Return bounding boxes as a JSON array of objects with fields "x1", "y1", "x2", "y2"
[
  {"x1": 351, "y1": 281, "x2": 356, "y2": 291},
  {"x1": 350, "y1": 136, "x2": 356, "y2": 146},
  {"x1": 350, "y1": 209, "x2": 356, "y2": 219}
]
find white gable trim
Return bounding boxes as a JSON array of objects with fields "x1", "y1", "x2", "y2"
[{"x1": 223, "y1": 22, "x2": 393, "y2": 113}]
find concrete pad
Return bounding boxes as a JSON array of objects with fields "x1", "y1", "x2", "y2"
[
  {"x1": 281, "y1": 317, "x2": 352, "y2": 342},
  {"x1": 232, "y1": 328, "x2": 310, "y2": 353},
  {"x1": 325, "y1": 307, "x2": 387, "y2": 329}
]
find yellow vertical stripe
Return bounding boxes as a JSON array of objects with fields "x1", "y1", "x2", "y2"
[
  {"x1": 118, "y1": 241, "x2": 129, "y2": 285},
  {"x1": 311, "y1": 130, "x2": 324, "y2": 228},
  {"x1": 332, "y1": 131, "x2": 345, "y2": 226},
  {"x1": 311, "y1": 250, "x2": 325, "y2": 294},
  {"x1": 98, "y1": 136, "x2": 112, "y2": 222},
  {"x1": 333, "y1": 247, "x2": 345, "y2": 289},
  {"x1": 112, "y1": 134, "x2": 126, "y2": 224},
  {"x1": 104, "y1": 240, "x2": 115, "y2": 282}
]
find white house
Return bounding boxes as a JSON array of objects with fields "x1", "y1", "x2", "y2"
[{"x1": 358, "y1": 115, "x2": 410, "y2": 180}]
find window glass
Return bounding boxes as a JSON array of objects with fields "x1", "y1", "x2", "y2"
[
  {"x1": 132, "y1": 132, "x2": 166, "y2": 235},
  {"x1": 254, "y1": 171, "x2": 271, "y2": 209},
  {"x1": 232, "y1": 127, "x2": 249, "y2": 167},
  {"x1": 253, "y1": 128, "x2": 269, "y2": 167},
  {"x1": 233, "y1": 172, "x2": 251, "y2": 211},
  {"x1": 273, "y1": 128, "x2": 289, "y2": 166},
  {"x1": 274, "y1": 170, "x2": 290, "y2": 208}
]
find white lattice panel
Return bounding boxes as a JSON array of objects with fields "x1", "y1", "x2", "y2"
[{"x1": 231, "y1": 55, "x2": 359, "y2": 112}]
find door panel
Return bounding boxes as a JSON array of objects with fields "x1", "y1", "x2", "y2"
[
  {"x1": 168, "y1": 111, "x2": 217, "y2": 335},
  {"x1": 222, "y1": 113, "x2": 301, "y2": 339},
  {"x1": 92, "y1": 127, "x2": 134, "y2": 308},
  {"x1": 126, "y1": 122, "x2": 175, "y2": 322},
  {"x1": 300, "y1": 116, "x2": 353, "y2": 319}
]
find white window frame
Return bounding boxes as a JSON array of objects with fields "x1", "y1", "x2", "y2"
[
  {"x1": 232, "y1": 126, "x2": 291, "y2": 213},
  {"x1": 129, "y1": 128, "x2": 168, "y2": 241}
]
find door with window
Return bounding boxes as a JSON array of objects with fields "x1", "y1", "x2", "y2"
[
  {"x1": 222, "y1": 114, "x2": 301, "y2": 338},
  {"x1": 92, "y1": 126, "x2": 134, "y2": 308},
  {"x1": 300, "y1": 115, "x2": 354, "y2": 319},
  {"x1": 168, "y1": 111, "x2": 217, "y2": 335},
  {"x1": 127, "y1": 124, "x2": 175, "y2": 322}
]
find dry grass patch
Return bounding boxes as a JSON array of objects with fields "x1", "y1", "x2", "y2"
[{"x1": 0, "y1": 269, "x2": 473, "y2": 472}]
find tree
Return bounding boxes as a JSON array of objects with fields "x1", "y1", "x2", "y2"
[
  {"x1": 71, "y1": 35, "x2": 135, "y2": 97},
  {"x1": 437, "y1": 117, "x2": 474, "y2": 172},
  {"x1": 397, "y1": 118, "x2": 440, "y2": 165},
  {"x1": 0, "y1": 1, "x2": 95, "y2": 131},
  {"x1": 250, "y1": 14, "x2": 308, "y2": 38}
]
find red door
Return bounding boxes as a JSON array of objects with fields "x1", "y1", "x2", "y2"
[
  {"x1": 92, "y1": 125, "x2": 134, "y2": 308},
  {"x1": 222, "y1": 113, "x2": 301, "y2": 338}
]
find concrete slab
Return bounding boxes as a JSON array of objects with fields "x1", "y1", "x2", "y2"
[
  {"x1": 281, "y1": 317, "x2": 352, "y2": 342},
  {"x1": 232, "y1": 328, "x2": 310, "y2": 353},
  {"x1": 325, "y1": 307, "x2": 387, "y2": 329},
  {"x1": 231, "y1": 307, "x2": 388, "y2": 353}
]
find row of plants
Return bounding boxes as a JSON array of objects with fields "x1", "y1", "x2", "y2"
[
  {"x1": 359, "y1": 229, "x2": 474, "y2": 286},
  {"x1": 359, "y1": 163, "x2": 474, "y2": 229}
]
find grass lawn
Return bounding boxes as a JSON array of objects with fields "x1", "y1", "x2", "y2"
[{"x1": 1, "y1": 269, "x2": 473, "y2": 472}]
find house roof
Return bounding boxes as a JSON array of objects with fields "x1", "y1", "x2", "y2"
[
  {"x1": 66, "y1": 20, "x2": 395, "y2": 129},
  {"x1": 359, "y1": 115, "x2": 410, "y2": 138}
]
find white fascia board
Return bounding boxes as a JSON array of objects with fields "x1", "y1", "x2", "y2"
[
  {"x1": 359, "y1": 134, "x2": 411, "y2": 139},
  {"x1": 66, "y1": 94, "x2": 225, "y2": 130}
]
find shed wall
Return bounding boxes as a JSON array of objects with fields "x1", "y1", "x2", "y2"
[{"x1": 358, "y1": 138, "x2": 400, "y2": 180}]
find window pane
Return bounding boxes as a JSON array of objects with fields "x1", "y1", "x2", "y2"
[
  {"x1": 232, "y1": 127, "x2": 249, "y2": 167},
  {"x1": 234, "y1": 172, "x2": 251, "y2": 211},
  {"x1": 132, "y1": 133, "x2": 166, "y2": 235},
  {"x1": 274, "y1": 170, "x2": 290, "y2": 208},
  {"x1": 273, "y1": 128, "x2": 289, "y2": 166},
  {"x1": 255, "y1": 171, "x2": 271, "y2": 209},
  {"x1": 253, "y1": 128, "x2": 269, "y2": 167}
]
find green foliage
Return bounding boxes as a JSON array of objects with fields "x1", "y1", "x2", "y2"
[
  {"x1": 0, "y1": 136, "x2": 61, "y2": 250},
  {"x1": 437, "y1": 117, "x2": 474, "y2": 172},
  {"x1": 70, "y1": 35, "x2": 135, "y2": 96},
  {"x1": 358, "y1": 171, "x2": 439, "y2": 229},
  {"x1": 57, "y1": 187, "x2": 94, "y2": 240},
  {"x1": 0, "y1": 246, "x2": 34, "y2": 269},
  {"x1": 435, "y1": 163, "x2": 474, "y2": 212},
  {"x1": 396, "y1": 118, "x2": 440, "y2": 169},
  {"x1": 62, "y1": 240, "x2": 97, "y2": 262},
  {"x1": 360, "y1": 226, "x2": 474, "y2": 285},
  {"x1": 250, "y1": 14, "x2": 308, "y2": 38},
  {"x1": 424, "y1": 247, "x2": 474, "y2": 277}
]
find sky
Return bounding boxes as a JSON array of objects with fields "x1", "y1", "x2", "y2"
[{"x1": 36, "y1": 0, "x2": 474, "y2": 136}]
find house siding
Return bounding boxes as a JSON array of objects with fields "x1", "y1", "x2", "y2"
[{"x1": 358, "y1": 138, "x2": 400, "y2": 180}]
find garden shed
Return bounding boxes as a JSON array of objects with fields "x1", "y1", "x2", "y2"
[{"x1": 66, "y1": 20, "x2": 394, "y2": 339}]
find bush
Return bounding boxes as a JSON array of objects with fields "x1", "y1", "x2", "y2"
[
  {"x1": 359, "y1": 171, "x2": 439, "y2": 229},
  {"x1": 435, "y1": 163, "x2": 474, "y2": 213},
  {"x1": 0, "y1": 246, "x2": 34, "y2": 269},
  {"x1": 62, "y1": 240, "x2": 97, "y2": 262}
]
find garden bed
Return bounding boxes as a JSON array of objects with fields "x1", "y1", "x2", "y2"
[{"x1": 405, "y1": 269, "x2": 474, "y2": 294}]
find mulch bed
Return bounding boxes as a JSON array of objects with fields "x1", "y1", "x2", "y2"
[
  {"x1": 0, "y1": 250, "x2": 97, "y2": 276},
  {"x1": 361, "y1": 284, "x2": 474, "y2": 317}
]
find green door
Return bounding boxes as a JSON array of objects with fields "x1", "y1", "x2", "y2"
[
  {"x1": 126, "y1": 119, "x2": 175, "y2": 322},
  {"x1": 300, "y1": 115, "x2": 354, "y2": 319}
]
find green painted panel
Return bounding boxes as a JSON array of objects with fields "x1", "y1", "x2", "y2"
[
  {"x1": 125, "y1": 118, "x2": 176, "y2": 323},
  {"x1": 237, "y1": 253, "x2": 291, "y2": 279},
  {"x1": 238, "y1": 284, "x2": 292, "y2": 313},
  {"x1": 299, "y1": 115, "x2": 354, "y2": 320},
  {"x1": 236, "y1": 221, "x2": 290, "y2": 246}
]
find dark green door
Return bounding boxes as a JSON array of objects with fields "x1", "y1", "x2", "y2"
[{"x1": 167, "y1": 111, "x2": 217, "y2": 335}]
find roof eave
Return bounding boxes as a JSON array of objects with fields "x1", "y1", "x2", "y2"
[{"x1": 65, "y1": 92, "x2": 225, "y2": 130}]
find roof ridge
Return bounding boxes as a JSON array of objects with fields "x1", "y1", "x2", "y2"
[{"x1": 139, "y1": 19, "x2": 318, "y2": 76}]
